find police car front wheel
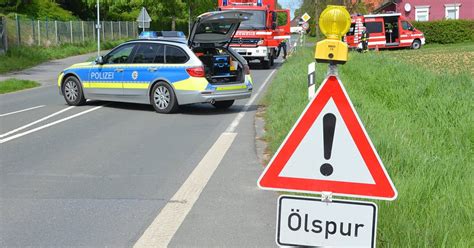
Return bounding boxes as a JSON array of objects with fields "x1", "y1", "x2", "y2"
[
  {"x1": 62, "y1": 76, "x2": 86, "y2": 106},
  {"x1": 150, "y1": 82, "x2": 178, "y2": 114}
]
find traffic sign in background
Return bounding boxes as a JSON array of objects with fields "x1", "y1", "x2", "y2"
[
  {"x1": 301, "y1": 12, "x2": 311, "y2": 23},
  {"x1": 302, "y1": 22, "x2": 310, "y2": 31}
]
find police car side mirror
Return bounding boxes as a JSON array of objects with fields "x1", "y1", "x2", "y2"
[{"x1": 95, "y1": 56, "x2": 104, "y2": 65}]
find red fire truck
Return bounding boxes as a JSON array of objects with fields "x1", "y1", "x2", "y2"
[
  {"x1": 345, "y1": 13, "x2": 425, "y2": 50},
  {"x1": 218, "y1": 0, "x2": 291, "y2": 68}
]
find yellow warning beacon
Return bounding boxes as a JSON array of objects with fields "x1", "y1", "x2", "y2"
[{"x1": 315, "y1": 5, "x2": 351, "y2": 64}]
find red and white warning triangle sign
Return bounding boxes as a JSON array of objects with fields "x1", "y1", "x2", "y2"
[{"x1": 258, "y1": 75, "x2": 397, "y2": 200}]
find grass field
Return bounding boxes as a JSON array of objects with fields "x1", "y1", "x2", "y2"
[
  {"x1": 0, "y1": 78, "x2": 40, "y2": 94},
  {"x1": 389, "y1": 42, "x2": 474, "y2": 75},
  {"x1": 0, "y1": 40, "x2": 125, "y2": 74},
  {"x1": 262, "y1": 44, "x2": 473, "y2": 246}
]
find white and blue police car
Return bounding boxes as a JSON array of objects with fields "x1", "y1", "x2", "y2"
[{"x1": 58, "y1": 11, "x2": 253, "y2": 113}]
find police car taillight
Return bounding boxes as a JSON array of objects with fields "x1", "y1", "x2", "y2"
[
  {"x1": 244, "y1": 64, "x2": 250, "y2": 75},
  {"x1": 186, "y1": 66, "x2": 205, "y2": 77}
]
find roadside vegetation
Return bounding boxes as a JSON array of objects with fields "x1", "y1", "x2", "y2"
[
  {"x1": 0, "y1": 40, "x2": 123, "y2": 74},
  {"x1": 0, "y1": 78, "x2": 40, "y2": 94},
  {"x1": 262, "y1": 43, "x2": 473, "y2": 246},
  {"x1": 1, "y1": 0, "x2": 216, "y2": 32}
]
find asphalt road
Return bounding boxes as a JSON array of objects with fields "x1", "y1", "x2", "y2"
[{"x1": 0, "y1": 52, "x2": 286, "y2": 246}]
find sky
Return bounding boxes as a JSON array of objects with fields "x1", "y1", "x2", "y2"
[{"x1": 278, "y1": 0, "x2": 301, "y2": 19}]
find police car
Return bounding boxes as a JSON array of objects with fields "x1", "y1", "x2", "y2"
[{"x1": 58, "y1": 11, "x2": 253, "y2": 113}]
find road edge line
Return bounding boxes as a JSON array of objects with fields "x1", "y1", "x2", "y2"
[
  {"x1": 133, "y1": 132, "x2": 237, "y2": 248},
  {"x1": 226, "y1": 69, "x2": 277, "y2": 133},
  {"x1": 134, "y1": 68, "x2": 278, "y2": 247}
]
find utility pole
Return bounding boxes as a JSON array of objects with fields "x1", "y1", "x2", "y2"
[
  {"x1": 96, "y1": 0, "x2": 100, "y2": 57},
  {"x1": 188, "y1": 0, "x2": 191, "y2": 35}
]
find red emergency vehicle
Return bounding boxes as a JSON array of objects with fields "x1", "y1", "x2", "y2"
[
  {"x1": 345, "y1": 13, "x2": 425, "y2": 50},
  {"x1": 218, "y1": 0, "x2": 291, "y2": 68}
]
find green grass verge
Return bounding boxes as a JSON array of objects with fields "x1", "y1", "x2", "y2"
[
  {"x1": 0, "y1": 78, "x2": 40, "y2": 94},
  {"x1": 262, "y1": 45, "x2": 473, "y2": 246},
  {"x1": 0, "y1": 40, "x2": 126, "y2": 74}
]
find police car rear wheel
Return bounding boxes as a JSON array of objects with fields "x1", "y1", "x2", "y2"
[
  {"x1": 151, "y1": 82, "x2": 178, "y2": 113},
  {"x1": 63, "y1": 77, "x2": 86, "y2": 106},
  {"x1": 212, "y1": 100, "x2": 234, "y2": 109}
]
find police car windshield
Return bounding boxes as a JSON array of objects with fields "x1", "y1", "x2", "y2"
[{"x1": 239, "y1": 10, "x2": 265, "y2": 30}]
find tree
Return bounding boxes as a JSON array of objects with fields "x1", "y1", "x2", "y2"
[
  {"x1": 183, "y1": 0, "x2": 216, "y2": 33},
  {"x1": 294, "y1": 0, "x2": 370, "y2": 36}
]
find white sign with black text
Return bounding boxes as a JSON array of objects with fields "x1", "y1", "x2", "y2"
[{"x1": 277, "y1": 195, "x2": 377, "y2": 247}]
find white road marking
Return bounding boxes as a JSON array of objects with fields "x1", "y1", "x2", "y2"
[
  {"x1": 226, "y1": 69, "x2": 277, "y2": 133},
  {"x1": 0, "y1": 105, "x2": 45, "y2": 117},
  {"x1": 0, "y1": 106, "x2": 74, "y2": 138},
  {"x1": 0, "y1": 105, "x2": 105, "y2": 144},
  {"x1": 134, "y1": 132, "x2": 237, "y2": 247},
  {"x1": 134, "y1": 69, "x2": 278, "y2": 247}
]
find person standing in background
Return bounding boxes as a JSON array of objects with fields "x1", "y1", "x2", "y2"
[
  {"x1": 361, "y1": 26, "x2": 369, "y2": 53},
  {"x1": 277, "y1": 38, "x2": 288, "y2": 59}
]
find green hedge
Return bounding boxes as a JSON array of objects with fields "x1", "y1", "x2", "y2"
[{"x1": 413, "y1": 19, "x2": 474, "y2": 44}]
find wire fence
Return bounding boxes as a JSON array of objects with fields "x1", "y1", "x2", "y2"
[{"x1": 0, "y1": 15, "x2": 139, "y2": 53}]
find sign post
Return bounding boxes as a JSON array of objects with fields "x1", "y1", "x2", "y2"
[
  {"x1": 307, "y1": 62, "x2": 315, "y2": 100},
  {"x1": 258, "y1": 5, "x2": 397, "y2": 248},
  {"x1": 96, "y1": 0, "x2": 100, "y2": 57}
]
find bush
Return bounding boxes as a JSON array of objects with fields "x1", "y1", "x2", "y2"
[{"x1": 413, "y1": 19, "x2": 474, "y2": 44}]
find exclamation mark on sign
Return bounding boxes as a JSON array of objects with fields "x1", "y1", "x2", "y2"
[{"x1": 320, "y1": 113, "x2": 336, "y2": 176}]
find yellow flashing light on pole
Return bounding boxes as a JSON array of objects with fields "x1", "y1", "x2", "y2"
[{"x1": 315, "y1": 5, "x2": 351, "y2": 64}]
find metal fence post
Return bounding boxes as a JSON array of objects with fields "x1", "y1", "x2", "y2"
[
  {"x1": 92, "y1": 21, "x2": 95, "y2": 42},
  {"x1": 70, "y1": 21, "x2": 73, "y2": 43},
  {"x1": 46, "y1": 19, "x2": 49, "y2": 41},
  {"x1": 125, "y1": 21, "x2": 130, "y2": 38},
  {"x1": 38, "y1": 20, "x2": 41, "y2": 46},
  {"x1": 102, "y1": 21, "x2": 105, "y2": 41},
  {"x1": 4, "y1": 17, "x2": 8, "y2": 52},
  {"x1": 118, "y1": 21, "x2": 121, "y2": 39},
  {"x1": 126, "y1": 21, "x2": 129, "y2": 38},
  {"x1": 55, "y1": 20, "x2": 58, "y2": 45},
  {"x1": 0, "y1": 17, "x2": 8, "y2": 53},
  {"x1": 81, "y1": 21, "x2": 85, "y2": 42},
  {"x1": 110, "y1": 21, "x2": 113, "y2": 40},
  {"x1": 31, "y1": 18, "x2": 35, "y2": 45},
  {"x1": 16, "y1": 14, "x2": 21, "y2": 45}
]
